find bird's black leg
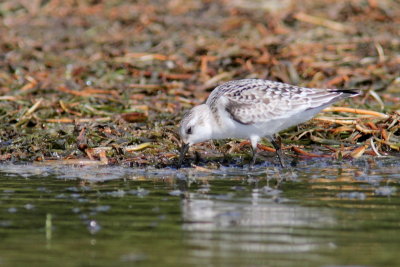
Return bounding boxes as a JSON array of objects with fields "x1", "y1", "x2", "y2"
[
  {"x1": 249, "y1": 145, "x2": 257, "y2": 169},
  {"x1": 271, "y1": 136, "x2": 285, "y2": 168}
]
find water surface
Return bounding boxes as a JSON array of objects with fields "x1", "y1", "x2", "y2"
[{"x1": 0, "y1": 158, "x2": 399, "y2": 266}]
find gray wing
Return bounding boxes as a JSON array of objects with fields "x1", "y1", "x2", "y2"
[{"x1": 210, "y1": 79, "x2": 354, "y2": 125}]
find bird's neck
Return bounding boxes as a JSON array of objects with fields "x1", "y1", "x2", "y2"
[{"x1": 204, "y1": 104, "x2": 226, "y2": 139}]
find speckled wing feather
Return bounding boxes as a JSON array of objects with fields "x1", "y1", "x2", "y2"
[{"x1": 207, "y1": 79, "x2": 356, "y2": 125}]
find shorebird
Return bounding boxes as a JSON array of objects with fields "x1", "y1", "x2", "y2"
[{"x1": 178, "y1": 79, "x2": 359, "y2": 167}]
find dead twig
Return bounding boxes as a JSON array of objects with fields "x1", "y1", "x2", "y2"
[
  {"x1": 314, "y1": 117, "x2": 356, "y2": 125},
  {"x1": 349, "y1": 145, "x2": 368, "y2": 159},
  {"x1": 355, "y1": 124, "x2": 380, "y2": 134},
  {"x1": 292, "y1": 146, "x2": 331, "y2": 158},
  {"x1": 45, "y1": 117, "x2": 112, "y2": 123},
  {"x1": 124, "y1": 143, "x2": 152, "y2": 152},
  {"x1": 370, "y1": 138, "x2": 382, "y2": 157},
  {"x1": 0, "y1": 96, "x2": 19, "y2": 101},
  {"x1": 323, "y1": 107, "x2": 389, "y2": 118},
  {"x1": 24, "y1": 98, "x2": 43, "y2": 117},
  {"x1": 294, "y1": 12, "x2": 356, "y2": 33}
]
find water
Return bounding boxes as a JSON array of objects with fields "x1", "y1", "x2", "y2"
[{"x1": 0, "y1": 158, "x2": 399, "y2": 266}]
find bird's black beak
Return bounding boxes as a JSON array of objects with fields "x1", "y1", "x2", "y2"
[{"x1": 177, "y1": 143, "x2": 190, "y2": 168}]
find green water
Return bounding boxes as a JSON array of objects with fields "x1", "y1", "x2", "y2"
[{"x1": 0, "y1": 159, "x2": 399, "y2": 267}]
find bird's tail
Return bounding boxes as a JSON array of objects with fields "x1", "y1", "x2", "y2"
[{"x1": 329, "y1": 89, "x2": 361, "y2": 97}]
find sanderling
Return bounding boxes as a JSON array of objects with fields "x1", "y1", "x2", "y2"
[{"x1": 178, "y1": 79, "x2": 359, "y2": 167}]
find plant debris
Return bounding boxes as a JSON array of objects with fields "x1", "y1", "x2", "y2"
[{"x1": 0, "y1": 0, "x2": 399, "y2": 167}]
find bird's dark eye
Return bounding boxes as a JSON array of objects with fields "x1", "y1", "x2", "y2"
[{"x1": 186, "y1": 126, "x2": 192, "y2": 135}]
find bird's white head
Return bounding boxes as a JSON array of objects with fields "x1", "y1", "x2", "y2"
[{"x1": 179, "y1": 104, "x2": 214, "y2": 146}]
